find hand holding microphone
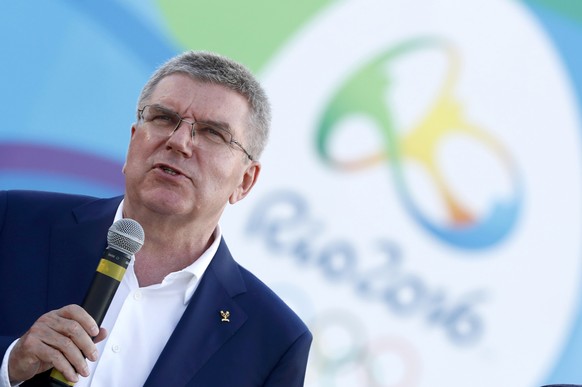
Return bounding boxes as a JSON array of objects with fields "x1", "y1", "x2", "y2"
[{"x1": 7, "y1": 219, "x2": 144, "y2": 386}]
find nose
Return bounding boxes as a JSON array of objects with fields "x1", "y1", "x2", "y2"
[{"x1": 165, "y1": 120, "x2": 195, "y2": 157}]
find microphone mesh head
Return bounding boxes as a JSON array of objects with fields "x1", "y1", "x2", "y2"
[{"x1": 107, "y1": 218, "x2": 145, "y2": 255}]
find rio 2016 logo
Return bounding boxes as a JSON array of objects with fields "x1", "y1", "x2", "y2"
[{"x1": 316, "y1": 38, "x2": 523, "y2": 250}]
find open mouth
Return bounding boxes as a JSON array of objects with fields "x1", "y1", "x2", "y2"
[
  {"x1": 161, "y1": 166, "x2": 179, "y2": 175},
  {"x1": 155, "y1": 164, "x2": 183, "y2": 177}
]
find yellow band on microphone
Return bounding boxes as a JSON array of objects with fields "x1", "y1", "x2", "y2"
[
  {"x1": 50, "y1": 368, "x2": 75, "y2": 386},
  {"x1": 96, "y1": 259, "x2": 126, "y2": 282}
]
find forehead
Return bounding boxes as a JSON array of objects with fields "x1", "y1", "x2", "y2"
[{"x1": 149, "y1": 73, "x2": 251, "y2": 132}]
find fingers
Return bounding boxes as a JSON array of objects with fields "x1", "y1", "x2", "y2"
[
  {"x1": 54, "y1": 305, "x2": 100, "y2": 361},
  {"x1": 59, "y1": 304, "x2": 100, "y2": 339},
  {"x1": 8, "y1": 305, "x2": 104, "y2": 384},
  {"x1": 93, "y1": 327, "x2": 108, "y2": 344}
]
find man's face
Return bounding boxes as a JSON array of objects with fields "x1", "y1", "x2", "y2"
[{"x1": 123, "y1": 73, "x2": 260, "y2": 224}]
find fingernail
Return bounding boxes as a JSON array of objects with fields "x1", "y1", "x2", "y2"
[
  {"x1": 91, "y1": 326, "x2": 99, "y2": 336},
  {"x1": 90, "y1": 350, "x2": 99, "y2": 361}
]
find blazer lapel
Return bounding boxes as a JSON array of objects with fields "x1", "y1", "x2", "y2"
[
  {"x1": 144, "y1": 239, "x2": 248, "y2": 386},
  {"x1": 46, "y1": 196, "x2": 122, "y2": 311}
]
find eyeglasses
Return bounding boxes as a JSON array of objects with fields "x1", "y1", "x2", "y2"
[{"x1": 137, "y1": 104, "x2": 254, "y2": 161}]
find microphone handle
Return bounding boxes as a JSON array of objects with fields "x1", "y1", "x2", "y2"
[
  {"x1": 47, "y1": 247, "x2": 132, "y2": 386},
  {"x1": 82, "y1": 246, "x2": 132, "y2": 325}
]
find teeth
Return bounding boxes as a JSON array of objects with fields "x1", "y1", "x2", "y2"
[{"x1": 161, "y1": 166, "x2": 178, "y2": 175}]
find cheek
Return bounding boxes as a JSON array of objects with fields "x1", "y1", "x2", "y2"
[
  {"x1": 217, "y1": 166, "x2": 246, "y2": 190},
  {"x1": 128, "y1": 134, "x2": 156, "y2": 161},
  {"x1": 125, "y1": 144, "x2": 140, "y2": 168},
  {"x1": 124, "y1": 142, "x2": 152, "y2": 178},
  {"x1": 197, "y1": 164, "x2": 232, "y2": 190}
]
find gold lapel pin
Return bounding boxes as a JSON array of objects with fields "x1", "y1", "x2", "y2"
[{"x1": 220, "y1": 310, "x2": 230, "y2": 322}]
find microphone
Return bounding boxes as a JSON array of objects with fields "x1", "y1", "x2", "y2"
[{"x1": 48, "y1": 218, "x2": 145, "y2": 387}]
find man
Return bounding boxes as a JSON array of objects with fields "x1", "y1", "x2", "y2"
[{"x1": 0, "y1": 51, "x2": 312, "y2": 386}]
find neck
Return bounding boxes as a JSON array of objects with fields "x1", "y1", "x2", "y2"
[{"x1": 123, "y1": 206, "x2": 218, "y2": 287}]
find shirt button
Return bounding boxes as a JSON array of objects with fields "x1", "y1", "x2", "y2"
[
  {"x1": 112, "y1": 344, "x2": 120, "y2": 353},
  {"x1": 133, "y1": 291, "x2": 142, "y2": 300}
]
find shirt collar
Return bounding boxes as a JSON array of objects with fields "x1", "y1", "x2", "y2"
[{"x1": 114, "y1": 199, "x2": 221, "y2": 304}]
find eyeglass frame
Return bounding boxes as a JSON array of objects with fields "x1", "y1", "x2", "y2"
[{"x1": 137, "y1": 104, "x2": 254, "y2": 161}]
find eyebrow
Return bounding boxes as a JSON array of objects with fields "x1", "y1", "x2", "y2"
[{"x1": 149, "y1": 103, "x2": 233, "y2": 133}]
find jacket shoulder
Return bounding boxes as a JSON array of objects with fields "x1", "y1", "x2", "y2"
[
  {"x1": 1, "y1": 189, "x2": 98, "y2": 212},
  {"x1": 0, "y1": 190, "x2": 122, "y2": 236},
  {"x1": 236, "y1": 264, "x2": 311, "y2": 337}
]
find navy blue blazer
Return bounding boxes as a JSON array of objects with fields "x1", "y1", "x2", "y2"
[{"x1": 0, "y1": 190, "x2": 312, "y2": 386}]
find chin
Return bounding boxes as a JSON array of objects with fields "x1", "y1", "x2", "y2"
[{"x1": 140, "y1": 188, "x2": 194, "y2": 215}]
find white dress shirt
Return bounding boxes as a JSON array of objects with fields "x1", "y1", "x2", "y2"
[{"x1": 1, "y1": 200, "x2": 219, "y2": 387}]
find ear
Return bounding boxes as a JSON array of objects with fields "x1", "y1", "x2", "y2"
[
  {"x1": 229, "y1": 161, "x2": 261, "y2": 204},
  {"x1": 122, "y1": 125, "x2": 138, "y2": 174}
]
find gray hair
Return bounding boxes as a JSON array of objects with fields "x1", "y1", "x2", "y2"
[{"x1": 137, "y1": 51, "x2": 271, "y2": 160}]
